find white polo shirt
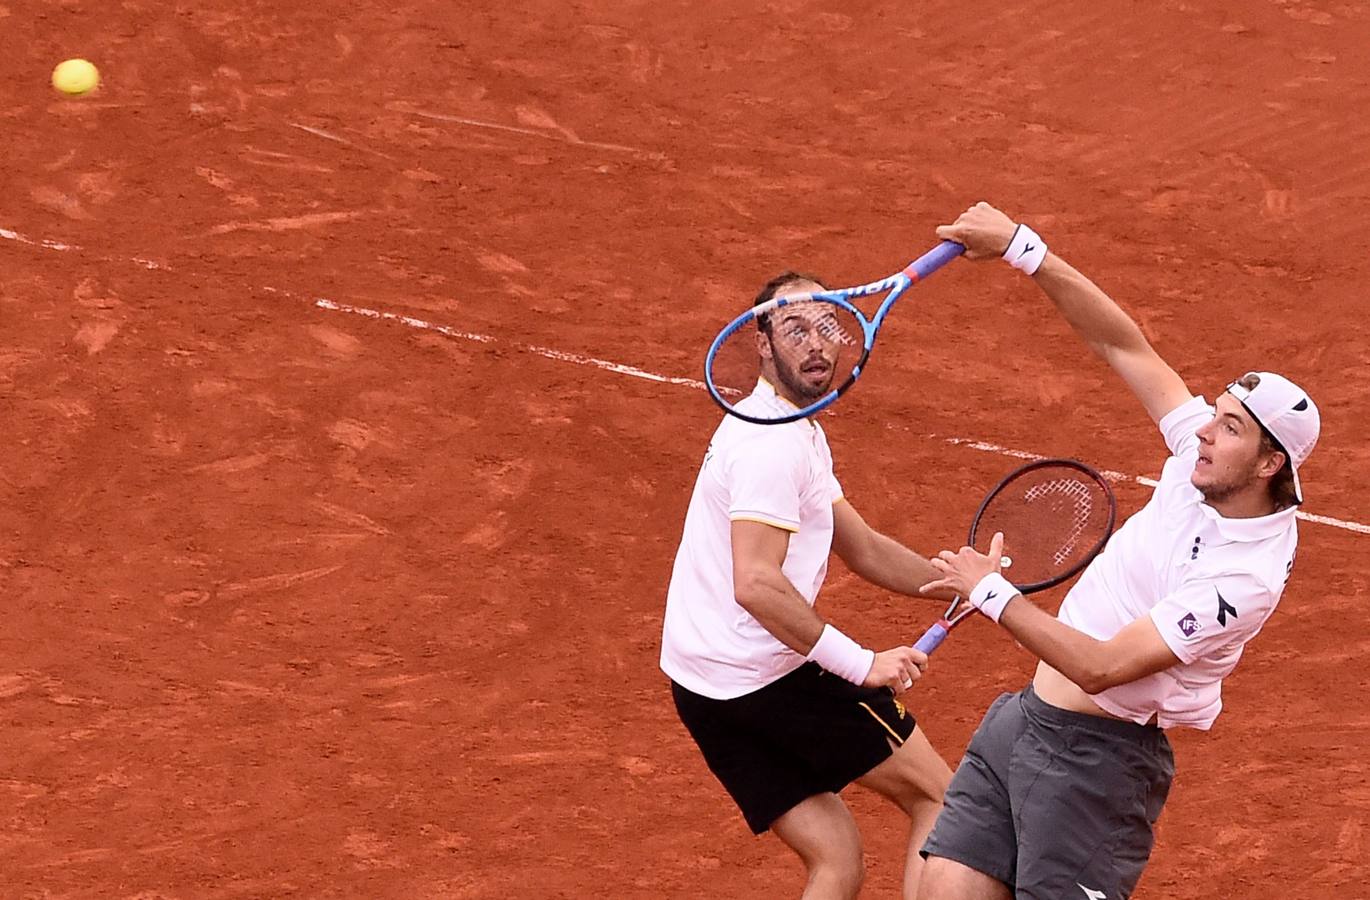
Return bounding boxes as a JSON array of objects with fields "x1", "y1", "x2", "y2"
[
  {"x1": 660, "y1": 380, "x2": 844, "y2": 700},
  {"x1": 1057, "y1": 396, "x2": 1298, "y2": 730}
]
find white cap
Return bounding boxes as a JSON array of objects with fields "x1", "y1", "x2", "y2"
[{"x1": 1226, "y1": 372, "x2": 1320, "y2": 503}]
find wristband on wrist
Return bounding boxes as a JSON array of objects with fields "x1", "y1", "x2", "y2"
[
  {"x1": 806, "y1": 624, "x2": 876, "y2": 685},
  {"x1": 1002, "y1": 223, "x2": 1048, "y2": 275},
  {"x1": 970, "y1": 572, "x2": 1018, "y2": 623}
]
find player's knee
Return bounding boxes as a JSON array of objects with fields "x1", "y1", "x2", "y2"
[{"x1": 810, "y1": 855, "x2": 865, "y2": 899}]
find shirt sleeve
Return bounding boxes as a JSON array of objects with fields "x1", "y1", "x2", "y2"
[
  {"x1": 723, "y1": 434, "x2": 807, "y2": 532},
  {"x1": 1157, "y1": 395, "x2": 1213, "y2": 458},
  {"x1": 1148, "y1": 572, "x2": 1278, "y2": 665}
]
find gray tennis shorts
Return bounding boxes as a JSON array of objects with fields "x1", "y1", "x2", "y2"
[{"x1": 922, "y1": 685, "x2": 1174, "y2": 899}]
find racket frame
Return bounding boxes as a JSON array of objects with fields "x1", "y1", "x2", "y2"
[{"x1": 703, "y1": 240, "x2": 964, "y2": 425}]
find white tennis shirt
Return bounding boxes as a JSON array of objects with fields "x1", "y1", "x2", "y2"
[
  {"x1": 1058, "y1": 396, "x2": 1298, "y2": 730},
  {"x1": 660, "y1": 380, "x2": 844, "y2": 700}
]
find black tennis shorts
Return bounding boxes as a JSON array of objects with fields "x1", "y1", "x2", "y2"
[
  {"x1": 671, "y1": 661, "x2": 917, "y2": 834},
  {"x1": 922, "y1": 685, "x2": 1174, "y2": 899}
]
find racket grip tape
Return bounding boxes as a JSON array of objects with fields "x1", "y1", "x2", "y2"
[
  {"x1": 907, "y1": 241, "x2": 965, "y2": 281},
  {"x1": 913, "y1": 622, "x2": 950, "y2": 655}
]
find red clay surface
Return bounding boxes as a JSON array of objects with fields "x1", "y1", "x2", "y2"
[{"x1": 3, "y1": 0, "x2": 1368, "y2": 896}]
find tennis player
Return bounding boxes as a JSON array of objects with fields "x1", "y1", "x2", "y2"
[
  {"x1": 914, "y1": 202, "x2": 1322, "y2": 900},
  {"x1": 662, "y1": 272, "x2": 955, "y2": 900}
]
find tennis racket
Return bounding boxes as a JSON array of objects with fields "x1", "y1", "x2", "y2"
[
  {"x1": 704, "y1": 240, "x2": 964, "y2": 425},
  {"x1": 914, "y1": 458, "x2": 1118, "y2": 654}
]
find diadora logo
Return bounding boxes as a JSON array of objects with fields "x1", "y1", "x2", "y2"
[
  {"x1": 1216, "y1": 589, "x2": 1238, "y2": 627},
  {"x1": 1077, "y1": 885, "x2": 1106, "y2": 900},
  {"x1": 1177, "y1": 612, "x2": 1202, "y2": 637}
]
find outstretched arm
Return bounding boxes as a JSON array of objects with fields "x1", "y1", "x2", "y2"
[{"x1": 937, "y1": 202, "x2": 1194, "y2": 425}]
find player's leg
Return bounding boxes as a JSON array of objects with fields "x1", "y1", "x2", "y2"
[
  {"x1": 917, "y1": 857, "x2": 1013, "y2": 900},
  {"x1": 1010, "y1": 687, "x2": 1175, "y2": 899},
  {"x1": 853, "y1": 726, "x2": 951, "y2": 900},
  {"x1": 770, "y1": 792, "x2": 866, "y2": 900},
  {"x1": 917, "y1": 692, "x2": 1026, "y2": 900}
]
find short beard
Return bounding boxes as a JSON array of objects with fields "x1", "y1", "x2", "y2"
[
  {"x1": 771, "y1": 343, "x2": 833, "y2": 402},
  {"x1": 1196, "y1": 480, "x2": 1241, "y2": 505}
]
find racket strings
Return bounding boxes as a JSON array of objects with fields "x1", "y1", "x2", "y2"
[
  {"x1": 976, "y1": 467, "x2": 1113, "y2": 588},
  {"x1": 1021, "y1": 478, "x2": 1096, "y2": 566}
]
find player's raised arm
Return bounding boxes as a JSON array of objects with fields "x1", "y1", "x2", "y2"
[{"x1": 937, "y1": 202, "x2": 1193, "y2": 425}]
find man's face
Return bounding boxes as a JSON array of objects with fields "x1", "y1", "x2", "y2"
[
  {"x1": 1192, "y1": 393, "x2": 1281, "y2": 503},
  {"x1": 757, "y1": 296, "x2": 847, "y2": 403}
]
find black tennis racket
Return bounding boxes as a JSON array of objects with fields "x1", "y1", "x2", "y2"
[{"x1": 914, "y1": 458, "x2": 1117, "y2": 654}]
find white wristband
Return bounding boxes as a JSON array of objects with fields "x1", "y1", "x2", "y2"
[
  {"x1": 1002, "y1": 224, "x2": 1048, "y2": 275},
  {"x1": 969, "y1": 573, "x2": 1018, "y2": 623},
  {"x1": 806, "y1": 624, "x2": 875, "y2": 685}
]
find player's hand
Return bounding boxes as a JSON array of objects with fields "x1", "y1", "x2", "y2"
[
  {"x1": 935, "y1": 202, "x2": 1019, "y2": 259},
  {"x1": 920, "y1": 532, "x2": 1006, "y2": 600},
  {"x1": 865, "y1": 646, "x2": 929, "y2": 694}
]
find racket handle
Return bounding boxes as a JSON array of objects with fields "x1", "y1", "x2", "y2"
[
  {"x1": 907, "y1": 241, "x2": 965, "y2": 281},
  {"x1": 913, "y1": 622, "x2": 950, "y2": 655}
]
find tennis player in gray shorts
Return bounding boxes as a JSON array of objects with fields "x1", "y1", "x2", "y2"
[{"x1": 916, "y1": 204, "x2": 1320, "y2": 899}]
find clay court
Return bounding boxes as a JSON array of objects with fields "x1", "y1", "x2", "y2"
[{"x1": 3, "y1": 0, "x2": 1367, "y2": 896}]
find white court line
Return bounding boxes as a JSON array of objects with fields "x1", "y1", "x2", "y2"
[
  {"x1": 3, "y1": 223, "x2": 1366, "y2": 536},
  {"x1": 315, "y1": 299, "x2": 707, "y2": 388},
  {"x1": 941, "y1": 437, "x2": 1160, "y2": 488},
  {"x1": 314, "y1": 297, "x2": 1370, "y2": 537}
]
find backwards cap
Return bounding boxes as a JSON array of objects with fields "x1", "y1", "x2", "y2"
[{"x1": 1226, "y1": 372, "x2": 1320, "y2": 503}]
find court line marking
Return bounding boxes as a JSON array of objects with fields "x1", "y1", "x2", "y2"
[
  {"x1": 311, "y1": 297, "x2": 1370, "y2": 537},
  {"x1": 314, "y1": 299, "x2": 705, "y2": 388},
  {"x1": 3, "y1": 224, "x2": 1364, "y2": 536}
]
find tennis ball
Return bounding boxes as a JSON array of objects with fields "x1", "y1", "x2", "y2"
[{"x1": 52, "y1": 59, "x2": 100, "y2": 96}]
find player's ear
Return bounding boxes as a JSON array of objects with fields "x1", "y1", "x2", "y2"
[
  {"x1": 754, "y1": 329, "x2": 773, "y2": 360},
  {"x1": 1257, "y1": 448, "x2": 1287, "y2": 480}
]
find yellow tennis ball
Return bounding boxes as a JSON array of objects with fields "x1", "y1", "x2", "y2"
[{"x1": 52, "y1": 59, "x2": 100, "y2": 96}]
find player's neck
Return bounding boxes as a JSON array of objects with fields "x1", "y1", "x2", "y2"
[
  {"x1": 759, "y1": 369, "x2": 803, "y2": 410},
  {"x1": 1205, "y1": 485, "x2": 1280, "y2": 520}
]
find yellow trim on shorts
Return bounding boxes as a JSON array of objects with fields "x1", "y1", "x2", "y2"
[
  {"x1": 858, "y1": 701, "x2": 905, "y2": 745},
  {"x1": 730, "y1": 514, "x2": 800, "y2": 533}
]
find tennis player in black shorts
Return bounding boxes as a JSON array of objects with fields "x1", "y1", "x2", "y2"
[{"x1": 662, "y1": 272, "x2": 957, "y2": 899}]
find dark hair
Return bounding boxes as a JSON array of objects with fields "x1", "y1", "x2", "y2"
[
  {"x1": 1236, "y1": 373, "x2": 1298, "y2": 508},
  {"x1": 752, "y1": 270, "x2": 825, "y2": 335}
]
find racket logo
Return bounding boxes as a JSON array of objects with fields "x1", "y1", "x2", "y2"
[{"x1": 1023, "y1": 478, "x2": 1095, "y2": 565}]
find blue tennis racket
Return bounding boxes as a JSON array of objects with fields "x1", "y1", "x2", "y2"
[{"x1": 704, "y1": 240, "x2": 964, "y2": 425}]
